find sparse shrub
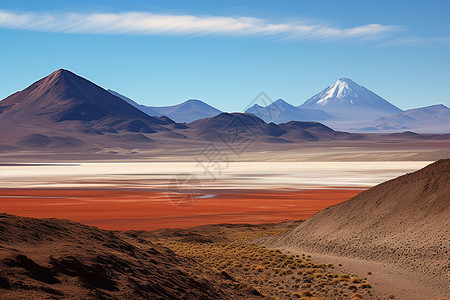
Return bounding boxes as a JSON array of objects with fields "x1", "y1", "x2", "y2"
[
  {"x1": 301, "y1": 290, "x2": 313, "y2": 297},
  {"x1": 360, "y1": 283, "x2": 372, "y2": 289}
]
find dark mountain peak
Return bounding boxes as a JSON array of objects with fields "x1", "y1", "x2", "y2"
[
  {"x1": 42, "y1": 69, "x2": 81, "y2": 86},
  {"x1": 0, "y1": 69, "x2": 160, "y2": 123},
  {"x1": 189, "y1": 112, "x2": 266, "y2": 131},
  {"x1": 156, "y1": 116, "x2": 176, "y2": 125},
  {"x1": 216, "y1": 112, "x2": 266, "y2": 124},
  {"x1": 280, "y1": 120, "x2": 335, "y2": 132},
  {"x1": 51, "y1": 68, "x2": 74, "y2": 76}
]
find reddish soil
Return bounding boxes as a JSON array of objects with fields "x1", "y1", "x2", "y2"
[{"x1": 0, "y1": 187, "x2": 366, "y2": 230}]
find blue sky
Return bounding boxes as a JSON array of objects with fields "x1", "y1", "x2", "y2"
[{"x1": 0, "y1": 0, "x2": 449, "y2": 111}]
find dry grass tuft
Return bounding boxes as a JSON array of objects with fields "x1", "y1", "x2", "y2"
[{"x1": 147, "y1": 222, "x2": 378, "y2": 299}]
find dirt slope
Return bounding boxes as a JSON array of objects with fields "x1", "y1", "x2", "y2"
[
  {"x1": 260, "y1": 159, "x2": 450, "y2": 283},
  {"x1": 0, "y1": 213, "x2": 262, "y2": 299}
]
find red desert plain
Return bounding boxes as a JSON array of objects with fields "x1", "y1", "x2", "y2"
[
  {"x1": 0, "y1": 187, "x2": 365, "y2": 230},
  {"x1": 0, "y1": 161, "x2": 429, "y2": 230}
]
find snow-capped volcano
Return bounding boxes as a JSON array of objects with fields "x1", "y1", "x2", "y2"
[{"x1": 300, "y1": 78, "x2": 402, "y2": 119}]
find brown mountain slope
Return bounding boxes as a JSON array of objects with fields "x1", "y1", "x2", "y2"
[
  {"x1": 0, "y1": 69, "x2": 159, "y2": 122},
  {"x1": 0, "y1": 69, "x2": 182, "y2": 150},
  {"x1": 0, "y1": 213, "x2": 262, "y2": 299},
  {"x1": 187, "y1": 112, "x2": 363, "y2": 143},
  {"x1": 259, "y1": 159, "x2": 450, "y2": 281}
]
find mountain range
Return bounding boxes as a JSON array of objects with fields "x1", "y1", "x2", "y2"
[
  {"x1": 107, "y1": 78, "x2": 449, "y2": 133},
  {"x1": 108, "y1": 90, "x2": 222, "y2": 123},
  {"x1": 0, "y1": 69, "x2": 357, "y2": 152},
  {"x1": 355, "y1": 104, "x2": 450, "y2": 132},
  {"x1": 0, "y1": 69, "x2": 449, "y2": 153}
]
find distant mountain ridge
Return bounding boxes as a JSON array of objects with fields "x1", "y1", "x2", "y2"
[
  {"x1": 107, "y1": 90, "x2": 222, "y2": 123},
  {"x1": 354, "y1": 104, "x2": 450, "y2": 133},
  {"x1": 107, "y1": 89, "x2": 161, "y2": 117},
  {"x1": 245, "y1": 99, "x2": 332, "y2": 123},
  {"x1": 105, "y1": 78, "x2": 449, "y2": 133},
  {"x1": 149, "y1": 99, "x2": 222, "y2": 123}
]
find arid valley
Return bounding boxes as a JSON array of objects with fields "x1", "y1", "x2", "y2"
[
  {"x1": 0, "y1": 148, "x2": 448, "y2": 299},
  {"x1": 1, "y1": 2, "x2": 450, "y2": 299}
]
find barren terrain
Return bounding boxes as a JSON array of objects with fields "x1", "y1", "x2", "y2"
[{"x1": 259, "y1": 159, "x2": 450, "y2": 300}]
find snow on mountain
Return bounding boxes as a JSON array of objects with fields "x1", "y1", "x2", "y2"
[
  {"x1": 300, "y1": 78, "x2": 402, "y2": 120},
  {"x1": 245, "y1": 99, "x2": 332, "y2": 123}
]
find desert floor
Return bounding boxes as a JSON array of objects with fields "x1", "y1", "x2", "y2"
[
  {"x1": 0, "y1": 160, "x2": 429, "y2": 230},
  {"x1": 0, "y1": 155, "x2": 446, "y2": 299},
  {"x1": 0, "y1": 187, "x2": 364, "y2": 230}
]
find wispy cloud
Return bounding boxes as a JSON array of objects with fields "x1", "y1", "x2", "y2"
[
  {"x1": 0, "y1": 9, "x2": 399, "y2": 42},
  {"x1": 379, "y1": 35, "x2": 450, "y2": 47}
]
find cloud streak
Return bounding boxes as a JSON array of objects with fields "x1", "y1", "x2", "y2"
[
  {"x1": 0, "y1": 10, "x2": 399, "y2": 41},
  {"x1": 379, "y1": 35, "x2": 450, "y2": 47}
]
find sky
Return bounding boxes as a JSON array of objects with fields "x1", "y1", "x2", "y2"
[{"x1": 0, "y1": 0, "x2": 449, "y2": 111}]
